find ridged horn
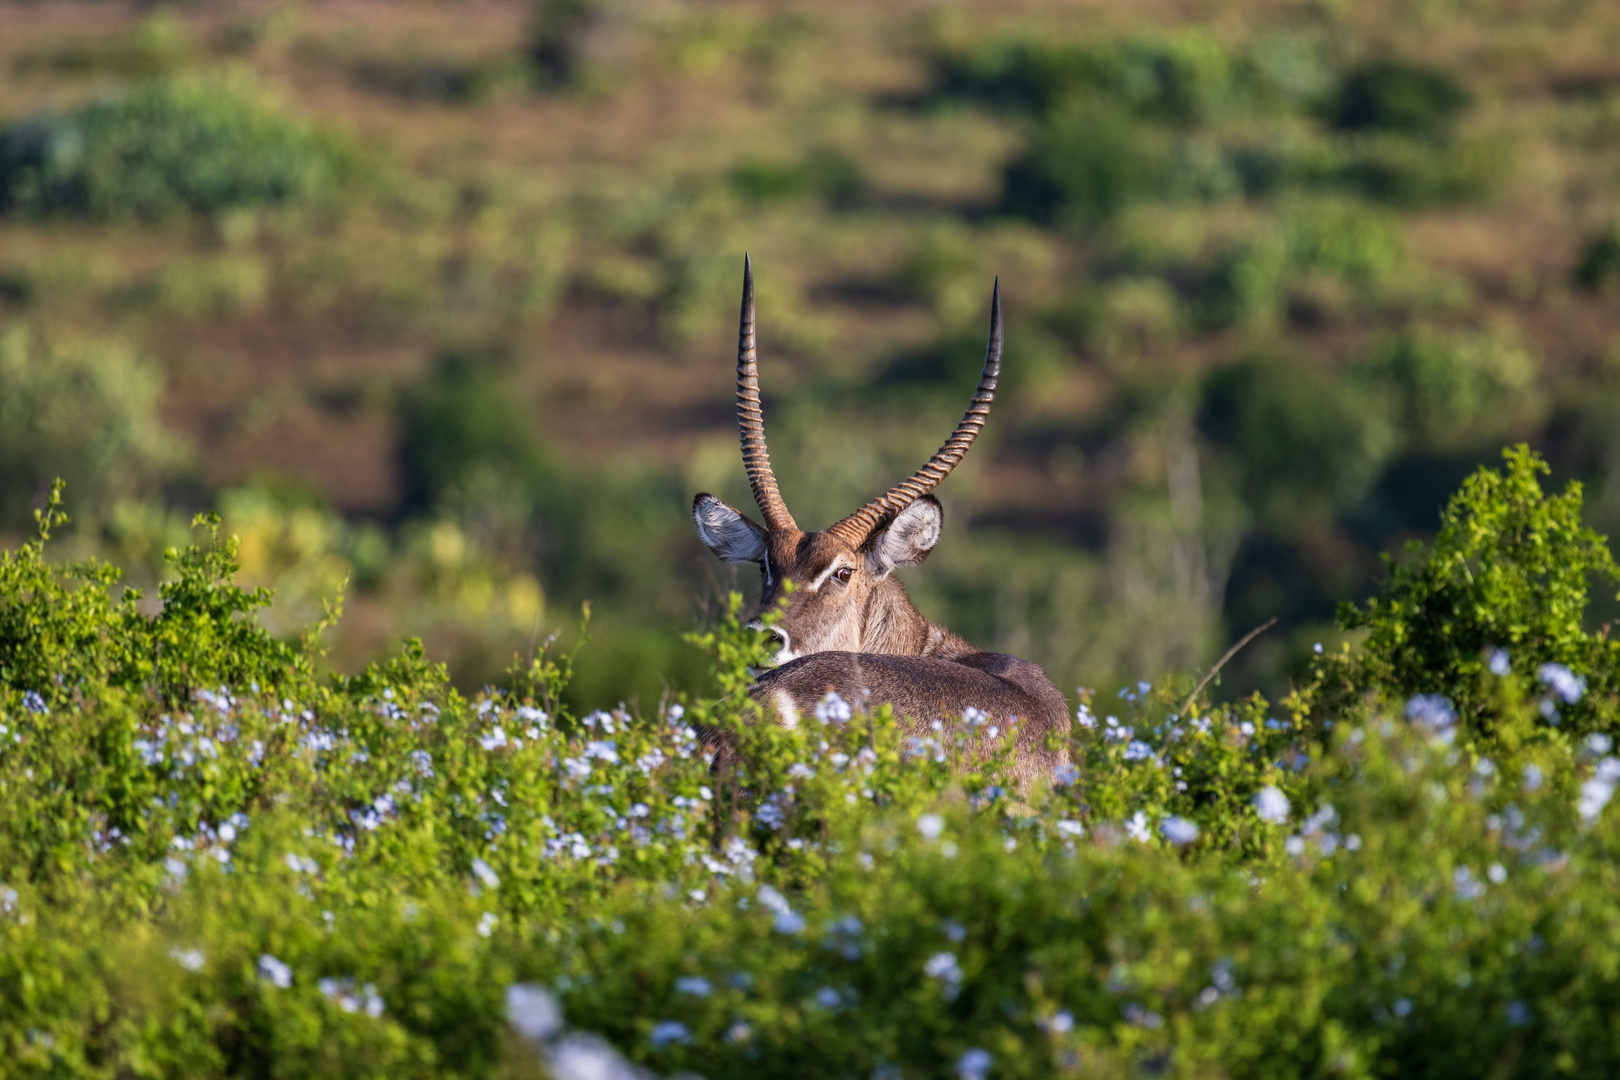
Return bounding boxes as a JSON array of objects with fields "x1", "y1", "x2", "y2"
[
  {"x1": 826, "y1": 278, "x2": 1002, "y2": 548},
  {"x1": 736, "y1": 255, "x2": 797, "y2": 533}
]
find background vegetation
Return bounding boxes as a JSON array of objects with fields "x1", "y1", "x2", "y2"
[
  {"x1": 3, "y1": 0, "x2": 1620, "y2": 713},
  {"x1": 2, "y1": 448, "x2": 1620, "y2": 1077}
]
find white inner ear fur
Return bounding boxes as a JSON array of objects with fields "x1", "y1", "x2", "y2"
[
  {"x1": 693, "y1": 494, "x2": 768, "y2": 564},
  {"x1": 865, "y1": 496, "x2": 943, "y2": 577}
]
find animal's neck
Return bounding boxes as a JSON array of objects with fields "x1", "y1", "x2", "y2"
[{"x1": 858, "y1": 577, "x2": 974, "y2": 659}]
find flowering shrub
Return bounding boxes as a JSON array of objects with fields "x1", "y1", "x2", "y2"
[
  {"x1": 1332, "y1": 445, "x2": 1620, "y2": 739},
  {"x1": 2, "y1": 453, "x2": 1620, "y2": 1077}
]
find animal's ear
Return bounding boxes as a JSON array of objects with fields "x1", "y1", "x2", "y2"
[
  {"x1": 863, "y1": 495, "x2": 942, "y2": 577},
  {"x1": 693, "y1": 493, "x2": 769, "y2": 564}
]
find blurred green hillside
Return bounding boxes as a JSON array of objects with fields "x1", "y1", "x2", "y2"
[{"x1": 3, "y1": 0, "x2": 1620, "y2": 710}]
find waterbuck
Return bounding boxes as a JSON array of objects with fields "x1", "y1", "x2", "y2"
[{"x1": 692, "y1": 257, "x2": 1070, "y2": 787}]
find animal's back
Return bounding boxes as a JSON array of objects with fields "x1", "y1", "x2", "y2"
[{"x1": 753, "y1": 650, "x2": 1070, "y2": 789}]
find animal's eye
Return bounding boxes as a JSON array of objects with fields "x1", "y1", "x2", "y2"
[{"x1": 834, "y1": 566, "x2": 854, "y2": 585}]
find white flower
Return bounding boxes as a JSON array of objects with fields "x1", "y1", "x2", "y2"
[
  {"x1": 169, "y1": 947, "x2": 205, "y2": 972},
  {"x1": 1254, "y1": 785, "x2": 1290, "y2": 825},
  {"x1": 506, "y1": 983, "x2": 562, "y2": 1042},
  {"x1": 478, "y1": 912, "x2": 498, "y2": 937},
  {"x1": 257, "y1": 954, "x2": 292, "y2": 989},
  {"x1": 1488, "y1": 863, "x2": 1507, "y2": 884},
  {"x1": 1054, "y1": 819, "x2": 1084, "y2": 840},
  {"x1": 1125, "y1": 812, "x2": 1150, "y2": 843},
  {"x1": 479, "y1": 727, "x2": 508, "y2": 751},
  {"x1": 1043, "y1": 1009, "x2": 1074, "y2": 1034},
  {"x1": 916, "y1": 813, "x2": 945, "y2": 840},
  {"x1": 1488, "y1": 648, "x2": 1511, "y2": 676}
]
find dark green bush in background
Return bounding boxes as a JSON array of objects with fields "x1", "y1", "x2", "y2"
[{"x1": 0, "y1": 71, "x2": 350, "y2": 220}]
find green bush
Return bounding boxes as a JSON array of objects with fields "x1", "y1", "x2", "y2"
[
  {"x1": 1330, "y1": 59, "x2": 1472, "y2": 138},
  {"x1": 1573, "y1": 218, "x2": 1620, "y2": 292},
  {"x1": 1351, "y1": 326, "x2": 1536, "y2": 445},
  {"x1": 3, "y1": 452, "x2": 1620, "y2": 1077},
  {"x1": 396, "y1": 350, "x2": 548, "y2": 523},
  {"x1": 0, "y1": 71, "x2": 351, "y2": 220},
  {"x1": 932, "y1": 31, "x2": 1249, "y2": 123},
  {"x1": 1000, "y1": 101, "x2": 1165, "y2": 226},
  {"x1": 1335, "y1": 446, "x2": 1620, "y2": 739},
  {"x1": 0, "y1": 326, "x2": 183, "y2": 531},
  {"x1": 1199, "y1": 352, "x2": 1394, "y2": 528},
  {"x1": 728, "y1": 148, "x2": 864, "y2": 209}
]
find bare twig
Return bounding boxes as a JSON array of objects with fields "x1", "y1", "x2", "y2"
[{"x1": 1178, "y1": 617, "x2": 1278, "y2": 717}]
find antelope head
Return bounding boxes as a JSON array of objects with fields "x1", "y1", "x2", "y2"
[{"x1": 693, "y1": 255, "x2": 1001, "y2": 666}]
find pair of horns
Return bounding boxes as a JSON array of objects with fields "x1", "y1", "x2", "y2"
[{"x1": 735, "y1": 254, "x2": 1002, "y2": 546}]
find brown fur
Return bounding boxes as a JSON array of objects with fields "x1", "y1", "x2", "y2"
[{"x1": 695, "y1": 495, "x2": 1072, "y2": 791}]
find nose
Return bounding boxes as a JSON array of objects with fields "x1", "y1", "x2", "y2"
[{"x1": 746, "y1": 620, "x2": 792, "y2": 659}]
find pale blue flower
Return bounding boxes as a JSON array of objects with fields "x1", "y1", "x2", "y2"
[
  {"x1": 1405, "y1": 694, "x2": 1458, "y2": 739},
  {"x1": 649, "y1": 1020, "x2": 690, "y2": 1050},
  {"x1": 257, "y1": 954, "x2": 292, "y2": 989},
  {"x1": 470, "y1": 858, "x2": 500, "y2": 890},
  {"x1": 1488, "y1": 648, "x2": 1511, "y2": 676},
  {"x1": 506, "y1": 983, "x2": 562, "y2": 1042},
  {"x1": 956, "y1": 1047, "x2": 993, "y2": 1080},
  {"x1": 1538, "y1": 663, "x2": 1584, "y2": 704},
  {"x1": 815, "y1": 692, "x2": 852, "y2": 724},
  {"x1": 1254, "y1": 785, "x2": 1290, "y2": 824},
  {"x1": 1160, "y1": 816, "x2": 1199, "y2": 846}
]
